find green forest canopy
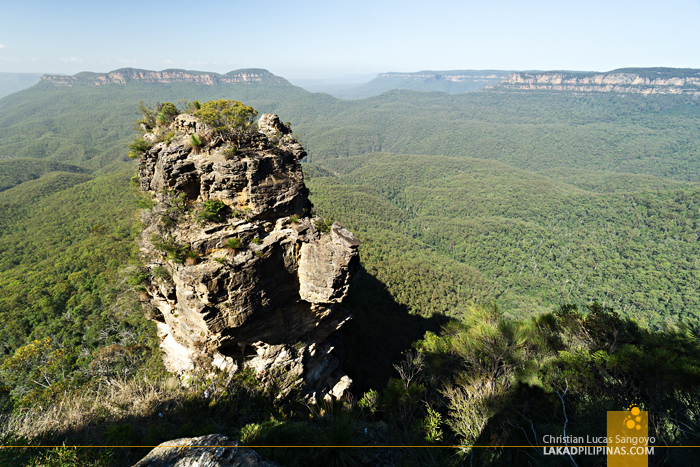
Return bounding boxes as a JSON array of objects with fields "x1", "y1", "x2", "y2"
[{"x1": 0, "y1": 82, "x2": 699, "y2": 465}]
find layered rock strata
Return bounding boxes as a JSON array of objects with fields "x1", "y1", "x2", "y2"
[
  {"x1": 137, "y1": 112, "x2": 359, "y2": 399},
  {"x1": 489, "y1": 70, "x2": 700, "y2": 95},
  {"x1": 42, "y1": 68, "x2": 289, "y2": 87}
]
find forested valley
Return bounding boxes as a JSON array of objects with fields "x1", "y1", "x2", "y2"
[{"x1": 0, "y1": 72, "x2": 699, "y2": 466}]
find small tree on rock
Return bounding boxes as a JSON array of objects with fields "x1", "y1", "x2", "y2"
[{"x1": 195, "y1": 99, "x2": 258, "y2": 147}]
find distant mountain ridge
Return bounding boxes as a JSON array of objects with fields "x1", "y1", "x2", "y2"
[
  {"x1": 488, "y1": 67, "x2": 700, "y2": 95},
  {"x1": 327, "y1": 69, "x2": 511, "y2": 99},
  {"x1": 36, "y1": 67, "x2": 700, "y2": 98},
  {"x1": 378, "y1": 70, "x2": 508, "y2": 81},
  {"x1": 40, "y1": 68, "x2": 291, "y2": 87},
  {"x1": 0, "y1": 72, "x2": 43, "y2": 99}
]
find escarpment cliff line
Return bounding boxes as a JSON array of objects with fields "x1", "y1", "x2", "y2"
[
  {"x1": 135, "y1": 104, "x2": 359, "y2": 399},
  {"x1": 376, "y1": 70, "x2": 508, "y2": 83},
  {"x1": 41, "y1": 68, "x2": 290, "y2": 86},
  {"x1": 489, "y1": 68, "x2": 700, "y2": 95}
]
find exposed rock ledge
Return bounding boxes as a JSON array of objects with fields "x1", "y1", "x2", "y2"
[
  {"x1": 133, "y1": 434, "x2": 280, "y2": 467},
  {"x1": 137, "y1": 111, "x2": 359, "y2": 399}
]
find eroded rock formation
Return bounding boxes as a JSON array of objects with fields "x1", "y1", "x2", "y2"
[{"x1": 136, "y1": 111, "x2": 359, "y2": 399}]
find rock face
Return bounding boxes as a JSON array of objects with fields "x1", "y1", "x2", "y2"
[
  {"x1": 488, "y1": 69, "x2": 700, "y2": 95},
  {"x1": 133, "y1": 434, "x2": 280, "y2": 467},
  {"x1": 136, "y1": 109, "x2": 359, "y2": 399},
  {"x1": 41, "y1": 68, "x2": 290, "y2": 87}
]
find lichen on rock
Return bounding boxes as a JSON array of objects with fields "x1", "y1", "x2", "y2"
[{"x1": 135, "y1": 102, "x2": 359, "y2": 400}]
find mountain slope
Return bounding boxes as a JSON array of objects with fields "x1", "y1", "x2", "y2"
[
  {"x1": 0, "y1": 73, "x2": 42, "y2": 99},
  {"x1": 3, "y1": 68, "x2": 700, "y2": 183},
  {"x1": 326, "y1": 70, "x2": 510, "y2": 99},
  {"x1": 0, "y1": 158, "x2": 87, "y2": 192},
  {"x1": 0, "y1": 67, "x2": 699, "y2": 334},
  {"x1": 0, "y1": 69, "x2": 310, "y2": 170},
  {"x1": 308, "y1": 153, "x2": 700, "y2": 324}
]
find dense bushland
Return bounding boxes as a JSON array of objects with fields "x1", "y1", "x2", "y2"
[
  {"x1": 0, "y1": 85, "x2": 699, "y2": 465},
  {"x1": 3, "y1": 80, "x2": 700, "y2": 181},
  {"x1": 306, "y1": 154, "x2": 700, "y2": 325}
]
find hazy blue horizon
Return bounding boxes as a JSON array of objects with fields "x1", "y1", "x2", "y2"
[{"x1": 1, "y1": 0, "x2": 699, "y2": 79}]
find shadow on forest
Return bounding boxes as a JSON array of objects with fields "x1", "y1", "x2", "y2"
[
  {"x1": 1, "y1": 268, "x2": 450, "y2": 466},
  {"x1": 330, "y1": 267, "x2": 451, "y2": 394},
  {"x1": 2, "y1": 381, "x2": 315, "y2": 467}
]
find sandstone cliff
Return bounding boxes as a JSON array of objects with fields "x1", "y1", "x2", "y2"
[
  {"x1": 488, "y1": 69, "x2": 700, "y2": 95},
  {"x1": 136, "y1": 109, "x2": 359, "y2": 399},
  {"x1": 41, "y1": 68, "x2": 290, "y2": 87}
]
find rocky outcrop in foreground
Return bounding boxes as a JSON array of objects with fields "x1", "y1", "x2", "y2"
[
  {"x1": 133, "y1": 434, "x2": 279, "y2": 467},
  {"x1": 137, "y1": 110, "x2": 359, "y2": 399}
]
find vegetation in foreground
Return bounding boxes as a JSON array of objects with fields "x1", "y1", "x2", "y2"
[{"x1": 2, "y1": 301, "x2": 699, "y2": 466}]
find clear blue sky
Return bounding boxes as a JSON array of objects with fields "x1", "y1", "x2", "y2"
[{"x1": 1, "y1": 0, "x2": 699, "y2": 78}]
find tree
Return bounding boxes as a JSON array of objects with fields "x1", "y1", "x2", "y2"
[
  {"x1": 194, "y1": 99, "x2": 258, "y2": 146},
  {"x1": 0, "y1": 337, "x2": 70, "y2": 406},
  {"x1": 135, "y1": 101, "x2": 180, "y2": 130}
]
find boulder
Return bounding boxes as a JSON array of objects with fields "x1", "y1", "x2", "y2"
[{"x1": 132, "y1": 434, "x2": 280, "y2": 467}]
